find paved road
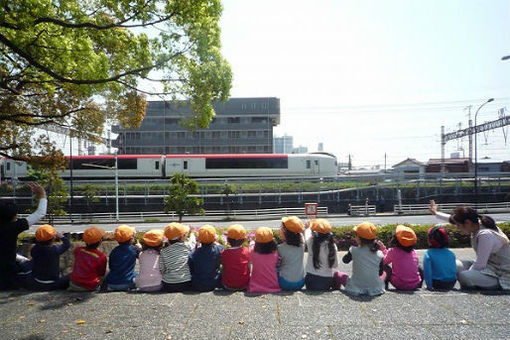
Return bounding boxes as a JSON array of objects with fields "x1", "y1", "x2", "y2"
[
  {"x1": 3, "y1": 248, "x2": 510, "y2": 340},
  {"x1": 28, "y1": 212, "x2": 510, "y2": 233}
]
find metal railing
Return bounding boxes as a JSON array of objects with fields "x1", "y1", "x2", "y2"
[
  {"x1": 20, "y1": 206, "x2": 329, "y2": 224},
  {"x1": 348, "y1": 205, "x2": 377, "y2": 216},
  {"x1": 394, "y1": 202, "x2": 510, "y2": 215}
]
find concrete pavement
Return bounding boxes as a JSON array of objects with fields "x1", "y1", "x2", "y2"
[{"x1": 2, "y1": 248, "x2": 510, "y2": 339}]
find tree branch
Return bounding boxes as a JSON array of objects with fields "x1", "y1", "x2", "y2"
[{"x1": 0, "y1": 32, "x2": 184, "y2": 85}]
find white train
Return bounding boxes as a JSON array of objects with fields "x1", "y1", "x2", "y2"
[{"x1": 1, "y1": 153, "x2": 338, "y2": 180}]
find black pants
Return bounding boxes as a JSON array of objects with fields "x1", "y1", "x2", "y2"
[
  {"x1": 305, "y1": 273, "x2": 333, "y2": 291},
  {"x1": 432, "y1": 280, "x2": 456, "y2": 290},
  {"x1": 162, "y1": 281, "x2": 192, "y2": 292},
  {"x1": 29, "y1": 274, "x2": 70, "y2": 291}
]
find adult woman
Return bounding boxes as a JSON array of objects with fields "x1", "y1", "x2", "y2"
[{"x1": 429, "y1": 200, "x2": 510, "y2": 290}]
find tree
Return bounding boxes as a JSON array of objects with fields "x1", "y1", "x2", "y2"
[
  {"x1": 82, "y1": 184, "x2": 100, "y2": 218},
  {"x1": 164, "y1": 173, "x2": 203, "y2": 222},
  {"x1": 0, "y1": 0, "x2": 232, "y2": 161}
]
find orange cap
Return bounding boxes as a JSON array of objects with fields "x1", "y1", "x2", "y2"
[
  {"x1": 282, "y1": 216, "x2": 304, "y2": 233},
  {"x1": 255, "y1": 227, "x2": 274, "y2": 243},
  {"x1": 227, "y1": 224, "x2": 246, "y2": 240},
  {"x1": 114, "y1": 225, "x2": 135, "y2": 243},
  {"x1": 142, "y1": 229, "x2": 164, "y2": 247},
  {"x1": 165, "y1": 222, "x2": 190, "y2": 240},
  {"x1": 353, "y1": 222, "x2": 377, "y2": 240},
  {"x1": 35, "y1": 224, "x2": 57, "y2": 242},
  {"x1": 198, "y1": 225, "x2": 217, "y2": 244},
  {"x1": 310, "y1": 219, "x2": 332, "y2": 234},
  {"x1": 395, "y1": 225, "x2": 417, "y2": 247},
  {"x1": 83, "y1": 227, "x2": 105, "y2": 245}
]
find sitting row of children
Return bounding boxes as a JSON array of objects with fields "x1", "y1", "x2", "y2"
[{"x1": 26, "y1": 217, "x2": 457, "y2": 295}]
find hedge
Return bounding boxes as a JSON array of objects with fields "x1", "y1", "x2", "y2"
[{"x1": 19, "y1": 223, "x2": 510, "y2": 251}]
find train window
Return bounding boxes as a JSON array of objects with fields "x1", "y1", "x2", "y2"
[
  {"x1": 6, "y1": 162, "x2": 10, "y2": 171},
  {"x1": 155, "y1": 161, "x2": 159, "y2": 170},
  {"x1": 68, "y1": 158, "x2": 137, "y2": 170},
  {"x1": 314, "y1": 160, "x2": 318, "y2": 165},
  {"x1": 183, "y1": 161, "x2": 188, "y2": 169},
  {"x1": 206, "y1": 157, "x2": 288, "y2": 169},
  {"x1": 306, "y1": 160, "x2": 311, "y2": 169}
]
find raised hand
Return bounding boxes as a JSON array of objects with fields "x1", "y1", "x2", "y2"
[
  {"x1": 428, "y1": 200, "x2": 438, "y2": 215},
  {"x1": 28, "y1": 182, "x2": 47, "y2": 198}
]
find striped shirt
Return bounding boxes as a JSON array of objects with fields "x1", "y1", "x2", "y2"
[{"x1": 159, "y1": 236, "x2": 196, "y2": 284}]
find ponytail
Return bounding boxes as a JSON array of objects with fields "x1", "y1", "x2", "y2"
[
  {"x1": 479, "y1": 214, "x2": 497, "y2": 231},
  {"x1": 312, "y1": 232, "x2": 337, "y2": 269}
]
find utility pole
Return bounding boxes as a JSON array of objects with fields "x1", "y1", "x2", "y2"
[
  {"x1": 384, "y1": 153, "x2": 387, "y2": 173},
  {"x1": 348, "y1": 154, "x2": 352, "y2": 171}
]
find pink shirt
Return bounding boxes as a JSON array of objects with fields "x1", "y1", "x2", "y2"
[
  {"x1": 248, "y1": 247, "x2": 281, "y2": 293},
  {"x1": 135, "y1": 249, "x2": 162, "y2": 291},
  {"x1": 382, "y1": 246, "x2": 421, "y2": 290}
]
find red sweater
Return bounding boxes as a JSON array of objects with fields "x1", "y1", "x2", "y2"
[
  {"x1": 70, "y1": 247, "x2": 107, "y2": 291},
  {"x1": 221, "y1": 247, "x2": 250, "y2": 289}
]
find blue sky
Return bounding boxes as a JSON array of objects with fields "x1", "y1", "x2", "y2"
[{"x1": 220, "y1": 0, "x2": 510, "y2": 167}]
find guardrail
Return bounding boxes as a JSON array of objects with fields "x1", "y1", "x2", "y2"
[
  {"x1": 348, "y1": 205, "x2": 376, "y2": 216},
  {"x1": 20, "y1": 206, "x2": 329, "y2": 224},
  {"x1": 394, "y1": 202, "x2": 510, "y2": 215}
]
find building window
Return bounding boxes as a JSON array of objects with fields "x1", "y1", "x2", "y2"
[
  {"x1": 212, "y1": 131, "x2": 221, "y2": 139},
  {"x1": 264, "y1": 131, "x2": 269, "y2": 138},
  {"x1": 229, "y1": 131, "x2": 240, "y2": 139},
  {"x1": 227, "y1": 117, "x2": 240, "y2": 124},
  {"x1": 176, "y1": 132, "x2": 185, "y2": 139},
  {"x1": 192, "y1": 131, "x2": 199, "y2": 138},
  {"x1": 248, "y1": 131, "x2": 256, "y2": 138},
  {"x1": 252, "y1": 117, "x2": 268, "y2": 123}
]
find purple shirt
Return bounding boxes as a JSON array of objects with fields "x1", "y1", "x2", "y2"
[
  {"x1": 382, "y1": 246, "x2": 421, "y2": 290},
  {"x1": 136, "y1": 249, "x2": 162, "y2": 291},
  {"x1": 248, "y1": 247, "x2": 281, "y2": 293}
]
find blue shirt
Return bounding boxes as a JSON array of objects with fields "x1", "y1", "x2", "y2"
[
  {"x1": 422, "y1": 248, "x2": 457, "y2": 289},
  {"x1": 105, "y1": 244, "x2": 140, "y2": 285},
  {"x1": 189, "y1": 244, "x2": 224, "y2": 289},
  {"x1": 31, "y1": 237, "x2": 70, "y2": 281}
]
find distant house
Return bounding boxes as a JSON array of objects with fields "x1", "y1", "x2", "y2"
[
  {"x1": 392, "y1": 158, "x2": 426, "y2": 177},
  {"x1": 426, "y1": 158, "x2": 471, "y2": 173}
]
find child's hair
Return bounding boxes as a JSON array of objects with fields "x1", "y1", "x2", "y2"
[
  {"x1": 227, "y1": 238, "x2": 245, "y2": 247},
  {"x1": 312, "y1": 232, "x2": 336, "y2": 269},
  {"x1": 358, "y1": 236, "x2": 380, "y2": 253},
  {"x1": 86, "y1": 241, "x2": 101, "y2": 249},
  {"x1": 254, "y1": 240, "x2": 277, "y2": 254},
  {"x1": 282, "y1": 226, "x2": 303, "y2": 247},
  {"x1": 389, "y1": 234, "x2": 414, "y2": 253},
  {"x1": 0, "y1": 202, "x2": 17, "y2": 224},
  {"x1": 428, "y1": 227, "x2": 449, "y2": 248},
  {"x1": 449, "y1": 206, "x2": 497, "y2": 231}
]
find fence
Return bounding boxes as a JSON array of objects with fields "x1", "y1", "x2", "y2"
[
  {"x1": 20, "y1": 206, "x2": 329, "y2": 224},
  {"x1": 348, "y1": 204, "x2": 377, "y2": 216},
  {"x1": 393, "y1": 202, "x2": 510, "y2": 215}
]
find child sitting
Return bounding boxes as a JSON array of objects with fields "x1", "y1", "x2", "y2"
[
  {"x1": 160, "y1": 222, "x2": 196, "y2": 292},
  {"x1": 380, "y1": 225, "x2": 422, "y2": 291},
  {"x1": 278, "y1": 216, "x2": 305, "y2": 290},
  {"x1": 69, "y1": 227, "x2": 107, "y2": 291},
  {"x1": 304, "y1": 219, "x2": 340, "y2": 291},
  {"x1": 30, "y1": 224, "x2": 70, "y2": 290},
  {"x1": 221, "y1": 224, "x2": 250, "y2": 290},
  {"x1": 248, "y1": 227, "x2": 281, "y2": 293},
  {"x1": 342, "y1": 222, "x2": 385, "y2": 296},
  {"x1": 189, "y1": 225, "x2": 225, "y2": 292},
  {"x1": 423, "y1": 226, "x2": 457, "y2": 290},
  {"x1": 105, "y1": 225, "x2": 141, "y2": 291},
  {"x1": 135, "y1": 229, "x2": 164, "y2": 292}
]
